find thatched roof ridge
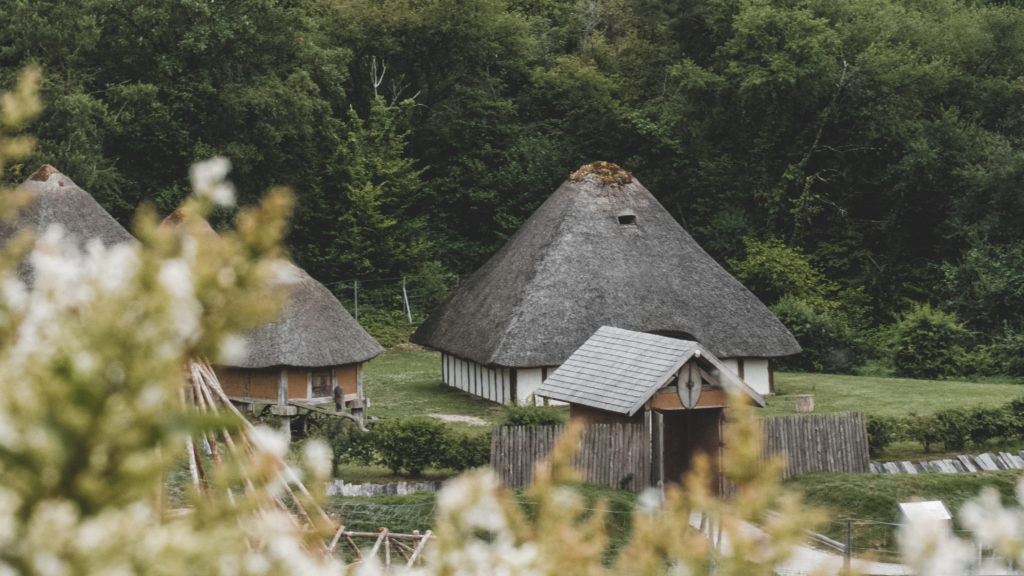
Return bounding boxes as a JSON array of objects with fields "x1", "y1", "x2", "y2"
[
  {"x1": 412, "y1": 167, "x2": 800, "y2": 367},
  {"x1": 1, "y1": 166, "x2": 135, "y2": 283},
  {"x1": 159, "y1": 213, "x2": 382, "y2": 368}
]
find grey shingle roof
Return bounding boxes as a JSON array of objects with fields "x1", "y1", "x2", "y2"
[
  {"x1": 535, "y1": 326, "x2": 765, "y2": 416},
  {"x1": 411, "y1": 165, "x2": 800, "y2": 367}
]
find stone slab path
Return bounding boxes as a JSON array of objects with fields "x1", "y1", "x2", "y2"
[{"x1": 870, "y1": 451, "x2": 1024, "y2": 474}]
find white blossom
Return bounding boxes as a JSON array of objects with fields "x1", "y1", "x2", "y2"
[
  {"x1": 898, "y1": 514, "x2": 972, "y2": 576},
  {"x1": 157, "y1": 258, "x2": 201, "y2": 344},
  {"x1": 219, "y1": 333, "x2": 248, "y2": 364},
  {"x1": 961, "y1": 487, "x2": 1021, "y2": 549},
  {"x1": 0, "y1": 488, "x2": 20, "y2": 548},
  {"x1": 189, "y1": 157, "x2": 236, "y2": 206},
  {"x1": 250, "y1": 426, "x2": 289, "y2": 459},
  {"x1": 303, "y1": 439, "x2": 332, "y2": 479}
]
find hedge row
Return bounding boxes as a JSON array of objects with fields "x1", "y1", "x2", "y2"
[
  {"x1": 867, "y1": 398, "x2": 1024, "y2": 456},
  {"x1": 319, "y1": 417, "x2": 491, "y2": 476}
]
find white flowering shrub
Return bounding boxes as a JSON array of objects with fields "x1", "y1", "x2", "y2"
[{"x1": 0, "y1": 69, "x2": 344, "y2": 576}]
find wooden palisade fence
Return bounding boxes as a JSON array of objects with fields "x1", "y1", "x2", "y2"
[
  {"x1": 492, "y1": 412, "x2": 869, "y2": 491},
  {"x1": 761, "y1": 412, "x2": 870, "y2": 478},
  {"x1": 491, "y1": 424, "x2": 650, "y2": 491}
]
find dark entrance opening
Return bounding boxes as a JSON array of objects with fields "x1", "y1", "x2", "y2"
[{"x1": 659, "y1": 408, "x2": 723, "y2": 491}]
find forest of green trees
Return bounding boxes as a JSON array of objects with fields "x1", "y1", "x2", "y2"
[{"x1": 2, "y1": 0, "x2": 1023, "y2": 377}]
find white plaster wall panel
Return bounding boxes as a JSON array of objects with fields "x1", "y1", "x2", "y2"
[
  {"x1": 721, "y1": 358, "x2": 739, "y2": 375},
  {"x1": 517, "y1": 368, "x2": 544, "y2": 404},
  {"x1": 744, "y1": 358, "x2": 771, "y2": 395}
]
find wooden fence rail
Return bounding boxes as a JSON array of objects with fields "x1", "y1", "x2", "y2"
[
  {"x1": 491, "y1": 424, "x2": 650, "y2": 492},
  {"x1": 761, "y1": 412, "x2": 870, "y2": 478}
]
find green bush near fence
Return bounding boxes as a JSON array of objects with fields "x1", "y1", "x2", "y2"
[
  {"x1": 867, "y1": 399, "x2": 1024, "y2": 456},
  {"x1": 502, "y1": 404, "x2": 569, "y2": 426},
  {"x1": 321, "y1": 415, "x2": 491, "y2": 476}
]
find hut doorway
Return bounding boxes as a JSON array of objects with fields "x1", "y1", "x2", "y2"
[{"x1": 654, "y1": 408, "x2": 724, "y2": 490}]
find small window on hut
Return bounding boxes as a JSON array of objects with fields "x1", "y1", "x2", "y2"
[
  {"x1": 617, "y1": 212, "x2": 637, "y2": 226},
  {"x1": 312, "y1": 371, "x2": 332, "y2": 397}
]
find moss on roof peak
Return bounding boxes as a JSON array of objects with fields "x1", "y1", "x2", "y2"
[
  {"x1": 570, "y1": 161, "x2": 633, "y2": 185},
  {"x1": 29, "y1": 164, "x2": 61, "y2": 182}
]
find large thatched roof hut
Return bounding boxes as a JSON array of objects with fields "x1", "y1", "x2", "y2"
[
  {"x1": 1, "y1": 165, "x2": 134, "y2": 280},
  {"x1": 160, "y1": 211, "x2": 383, "y2": 419},
  {"x1": 412, "y1": 162, "x2": 799, "y2": 402}
]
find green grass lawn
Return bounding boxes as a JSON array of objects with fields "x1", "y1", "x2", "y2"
[
  {"x1": 762, "y1": 372, "x2": 1024, "y2": 418},
  {"x1": 362, "y1": 345, "x2": 505, "y2": 430},
  {"x1": 786, "y1": 469, "x2": 1024, "y2": 558}
]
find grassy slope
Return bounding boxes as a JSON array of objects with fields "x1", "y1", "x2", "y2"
[
  {"x1": 362, "y1": 345, "x2": 506, "y2": 429},
  {"x1": 786, "y1": 470, "x2": 1023, "y2": 555},
  {"x1": 789, "y1": 470, "x2": 1021, "y2": 525},
  {"x1": 762, "y1": 372, "x2": 1024, "y2": 418}
]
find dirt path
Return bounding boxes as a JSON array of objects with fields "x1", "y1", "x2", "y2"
[{"x1": 429, "y1": 413, "x2": 490, "y2": 426}]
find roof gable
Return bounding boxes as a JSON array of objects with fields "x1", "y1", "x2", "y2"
[
  {"x1": 535, "y1": 326, "x2": 765, "y2": 416},
  {"x1": 412, "y1": 165, "x2": 800, "y2": 367}
]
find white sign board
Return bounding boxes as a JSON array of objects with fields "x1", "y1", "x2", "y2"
[{"x1": 899, "y1": 501, "x2": 951, "y2": 526}]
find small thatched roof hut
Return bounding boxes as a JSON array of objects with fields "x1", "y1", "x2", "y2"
[
  {"x1": 234, "y1": 260, "x2": 383, "y2": 370},
  {"x1": 412, "y1": 162, "x2": 799, "y2": 401},
  {"x1": 1, "y1": 165, "x2": 134, "y2": 281},
  {"x1": 160, "y1": 211, "x2": 382, "y2": 417},
  {"x1": 536, "y1": 326, "x2": 766, "y2": 491}
]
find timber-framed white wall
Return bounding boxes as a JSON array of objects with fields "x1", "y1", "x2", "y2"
[
  {"x1": 441, "y1": 353, "x2": 557, "y2": 405},
  {"x1": 721, "y1": 358, "x2": 773, "y2": 396}
]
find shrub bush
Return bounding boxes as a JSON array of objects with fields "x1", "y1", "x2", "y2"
[
  {"x1": 965, "y1": 406, "x2": 1012, "y2": 447},
  {"x1": 892, "y1": 303, "x2": 973, "y2": 379},
  {"x1": 730, "y1": 237, "x2": 834, "y2": 307},
  {"x1": 1009, "y1": 397, "x2": 1024, "y2": 438},
  {"x1": 771, "y1": 296, "x2": 861, "y2": 373},
  {"x1": 903, "y1": 413, "x2": 941, "y2": 453},
  {"x1": 436, "y1": 429, "x2": 491, "y2": 471},
  {"x1": 317, "y1": 417, "x2": 375, "y2": 471},
  {"x1": 866, "y1": 415, "x2": 899, "y2": 456},
  {"x1": 503, "y1": 404, "x2": 569, "y2": 426},
  {"x1": 991, "y1": 330, "x2": 1024, "y2": 377},
  {"x1": 358, "y1": 308, "x2": 417, "y2": 348},
  {"x1": 373, "y1": 417, "x2": 449, "y2": 475},
  {"x1": 933, "y1": 408, "x2": 972, "y2": 450},
  {"x1": 364, "y1": 418, "x2": 493, "y2": 476}
]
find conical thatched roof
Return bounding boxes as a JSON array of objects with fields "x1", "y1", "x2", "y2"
[
  {"x1": 1, "y1": 166, "x2": 135, "y2": 280},
  {"x1": 412, "y1": 162, "x2": 800, "y2": 367},
  {"x1": 238, "y1": 261, "x2": 383, "y2": 368},
  {"x1": 161, "y1": 211, "x2": 382, "y2": 368}
]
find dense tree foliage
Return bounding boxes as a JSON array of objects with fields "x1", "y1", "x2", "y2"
[{"x1": 4, "y1": 0, "x2": 1024, "y2": 372}]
